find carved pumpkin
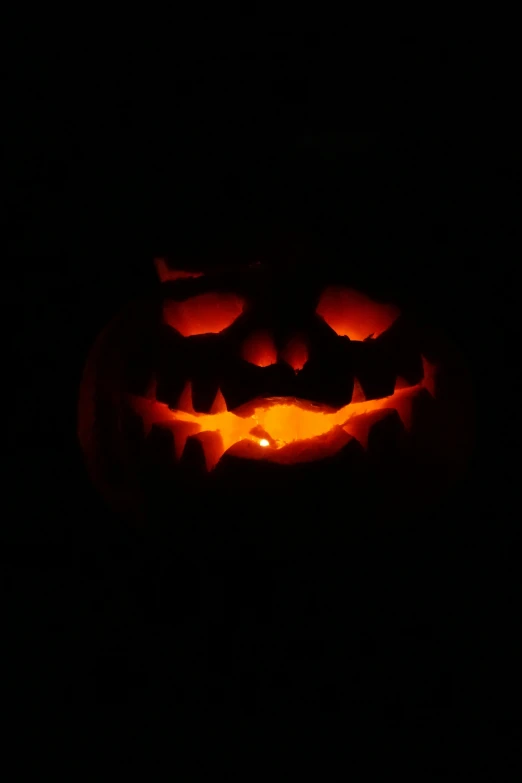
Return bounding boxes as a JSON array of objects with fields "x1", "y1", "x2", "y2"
[{"x1": 78, "y1": 257, "x2": 473, "y2": 529}]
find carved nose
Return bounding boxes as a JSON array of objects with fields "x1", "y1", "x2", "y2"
[
  {"x1": 241, "y1": 331, "x2": 309, "y2": 371},
  {"x1": 240, "y1": 330, "x2": 277, "y2": 367},
  {"x1": 280, "y1": 334, "x2": 308, "y2": 372}
]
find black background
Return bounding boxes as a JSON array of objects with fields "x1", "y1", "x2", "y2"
[{"x1": 5, "y1": 50, "x2": 520, "y2": 769}]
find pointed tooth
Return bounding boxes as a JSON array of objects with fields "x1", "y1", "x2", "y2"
[
  {"x1": 421, "y1": 355, "x2": 436, "y2": 397},
  {"x1": 210, "y1": 387, "x2": 227, "y2": 414},
  {"x1": 128, "y1": 393, "x2": 146, "y2": 418},
  {"x1": 343, "y1": 409, "x2": 390, "y2": 449},
  {"x1": 142, "y1": 417, "x2": 153, "y2": 439},
  {"x1": 394, "y1": 375, "x2": 410, "y2": 391},
  {"x1": 342, "y1": 421, "x2": 370, "y2": 449},
  {"x1": 128, "y1": 394, "x2": 157, "y2": 437},
  {"x1": 180, "y1": 435, "x2": 207, "y2": 473},
  {"x1": 177, "y1": 381, "x2": 195, "y2": 413},
  {"x1": 139, "y1": 407, "x2": 154, "y2": 438},
  {"x1": 145, "y1": 374, "x2": 157, "y2": 400},
  {"x1": 154, "y1": 257, "x2": 203, "y2": 283},
  {"x1": 171, "y1": 421, "x2": 201, "y2": 461},
  {"x1": 128, "y1": 393, "x2": 178, "y2": 438},
  {"x1": 192, "y1": 378, "x2": 221, "y2": 414},
  {"x1": 195, "y1": 431, "x2": 225, "y2": 471},
  {"x1": 154, "y1": 257, "x2": 169, "y2": 283},
  {"x1": 351, "y1": 377, "x2": 366, "y2": 403},
  {"x1": 394, "y1": 398, "x2": 413, "y2": 431},
  {"x1": 219, "y1": 386, "x2": 235, "y2": 412}
]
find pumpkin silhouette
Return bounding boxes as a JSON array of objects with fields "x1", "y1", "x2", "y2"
[{"x1": 78, "y1": 256, "x2": 474, "y2": 535}]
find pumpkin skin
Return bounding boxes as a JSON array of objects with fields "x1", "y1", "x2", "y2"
[{"x1": 78, "y1": 258, "x2": 474, "y2": 540}]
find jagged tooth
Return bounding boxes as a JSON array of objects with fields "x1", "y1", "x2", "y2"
[
  {"x1": 351, "y1": 377, "x2": 366, "y2": 403},
  {"x1": 172, "y1": 421, "x2": 201, "y2": 461},
  {"x1": 177, "y1": 381, "x2": 195, "y2": 414},
  {"x1": 145, "y1": 374, "x2": 157, "y2": 400},
  {"x1": 394, "y1": 375, "x2": 410, "y2": 391},
  {"x1": 138, "y1": 416, "x2": 153, "y2": 438},
  {"x1": 343, "y1": 422, "x2": 370, "y2": 449},
  {"x1": 179, "y1": 434, "x2": 207, "y2": 472},
  {"x1": 394, "y1": 398, "x2": 413, "y2": 431},
  {"x1": 143, "y1": 417, "x2": 153, "y2": 438},
  {"x1": 195, "y1": 431, "x2": 225, "y2": 471},
  {"x1": 128, "y1": 394, "x2": 154, "y2": 437},
  {"x1": 343, "y1": 409, "x2": 390, "y2": 449},
  {"x1": 128, "y1": 394, "x2": 176, "y2": 438},
  {"x1": 128, "y1": 393, "x2": 144, "y2": 414},
  {"x1": 421, "y1": 355, "x2": 436, "y2": 397},
  {"x1": 154, "y1": 257, "x2": 170, "y2": 283},
  {"x1": 210, "y1": 387, "x2": 227, "y2": 414},
  {"x1": 154, "y1": 257, "x2": 204, "y2": 283}
]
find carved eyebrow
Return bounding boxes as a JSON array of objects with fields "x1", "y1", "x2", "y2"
[{"x1": 154, "y1": 258, "x2": 204, "y2": 283}]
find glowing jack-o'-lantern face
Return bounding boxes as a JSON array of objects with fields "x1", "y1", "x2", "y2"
[{"x1": 78, "y1": 257, "x2": 473, "y2": 521}]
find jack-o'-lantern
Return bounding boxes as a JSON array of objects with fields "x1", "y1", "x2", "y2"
[{"x1": 78, "y1": 256, "x2": 473, "y2": 541}]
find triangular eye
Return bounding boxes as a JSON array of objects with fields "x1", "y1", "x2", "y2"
[
  {"x1": 316, "y1": 286, "x2": 400, "y2": 341},
  {"x1": 163, "y1": 292, "x2": 244, "y2": 336}
]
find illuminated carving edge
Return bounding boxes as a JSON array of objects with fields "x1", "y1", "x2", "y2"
[{"x1": 128, "y1": 357, "x2": 436, "y2": 470}]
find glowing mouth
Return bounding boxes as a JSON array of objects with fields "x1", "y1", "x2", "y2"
[{"x1": 129, "y1": 357, "x2": 436, "y2": 470}]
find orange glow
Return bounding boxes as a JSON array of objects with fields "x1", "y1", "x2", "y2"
[
  {"x1": 281, "y1": 335, "x2": 308, "y2": 371},
  {"x1": 129, "y1": 357, "x2": 436, "y2": 469},
  {"x1": 154, "y1": 258, "x2": 203, "y2": 283},
  {"x1": 241, "y1": 330, "x2": 277, "y2": 367},
  {"x1": 351, "y1": 377, "x2": 365, "y2": 403},
  {"x1": 316, "y1": 286, "x2": 400, "y2": 341},
  {"x1": 163, "y1": 292, "x2": 244, "y2": 336}
]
